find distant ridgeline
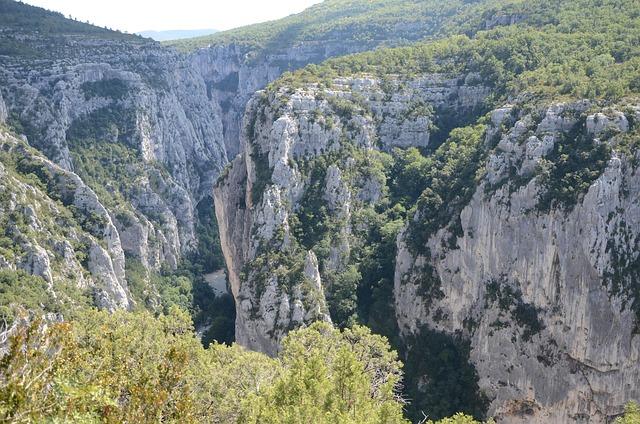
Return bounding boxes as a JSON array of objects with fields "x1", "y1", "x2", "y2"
[
  {"x1": 0, "y1": 0, "x2": 640, "y2": 422},
  {"x1": 137, "y1": 29, "x2": 218, "y2": 42}
]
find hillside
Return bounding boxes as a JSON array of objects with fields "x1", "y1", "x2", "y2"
[
  {"x1": 214, "y1": 0, "x2": 640, "y2": 421},
  {"x1": 0, "y1": 0, "x2": 144, "y2": 58},
  {"x1": 167, "y1": 0, "x2": 482, "y2": 52},
  {"x1": 0, "y1": 0, "x2": 232, "y2": 344},
  {"x1": 178, "y1": 0, "x2": 523, "y2": 158}
]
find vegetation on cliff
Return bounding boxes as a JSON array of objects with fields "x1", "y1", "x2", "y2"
[{"x1": 228, "y1": 0, "x2": 640, "y2": 420}]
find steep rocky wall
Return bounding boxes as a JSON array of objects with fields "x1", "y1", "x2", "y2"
[
  {"x1": 0, "y1": 91, "x2": 7, "y2": 124},
  {"x1": 0, "y1": 34, "x2": 227, "y2": 279},
  {"x1": 215, "y1": 66, "x2": 640, "y2": 420},
  {"x1": 184, "y1": 0, "x2": 529, "y2": 160},
  {"x1": 394, "y1": 103, "x2": 640, "y2": 422},
  {"x1": 0, "y1": 128, "x2": 131, "y2": 310},
  {"x1": 214, "y1": 72, "x2": 488, "y2": 354},
  {"x1": 190, "y1": 41, "x2": 374, "y2": 159}
]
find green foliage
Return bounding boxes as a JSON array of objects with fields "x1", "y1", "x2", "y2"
[
  {"x1": 81, "y1": 79, "x2": 129, "y2": 100},
  {"x1": 485, "y1": 280, "x2": 544, "y2": 341},
  {"x1": 403, "y1": 328, "x2": 489, "y2": 421},
  {"x1": 602, "y1": 226, "x2": 640, "y2": 333},
  {"x1": 0, "y1": 0, "x2": 138, "y2": 37},
  {"x1": 266, "y1": 0, "x2": 640, "y2": 104},
  {"x1": 0, "y1": 312, "x2": 405, "y2": 423},
  {"x1": 167, "y1": 0, "x2": 478, "y2": 53},
  {"x1": 250, "y1": 144, "x2": 274, "y2": 205},
  {"x1": 0, "y1": 308, "x2": 212, "y2": 423},
  {"x1": 126, "y1": 259, "x2": 194, "y2": 314},
  {"x1": 0, "y1": 0, "x2": 142, "y2": 58},
  {"x1": 616, "y1": 402, "x2": 640, "y2": 424},
  {"x1": 427, "y1": 413, "x2": 494, "y2": 424},
  {"x1": 0, "y1": 270, "x2": 88, "y2": 325},
  {"x1": 240, "y1": 322, "x2": 406, "y2": 424},
  {"x1": 292, "y1": 156, "x2": 333, "y2": 250},
  {"x1": 353, "y1": 207, "x2": 405, "y2": 345},
  {"x1": 326, "y1": 264, "x2": 361, "y2": 328},
  {"x1": 125, "y1": 258, "x2": 234, "y2": 346},
  {"x1": 536, "y1": 118, "x2": 612, "y2": 211},
  {"x1": 394, "y1": 125, "x2": 487, "y2": 252},
  {"x1": 191, "y1": 197, "x2": 225, "y2": 273},
  {"x1": 66, "y1": 105, "x2": 137, "y2": 147}
]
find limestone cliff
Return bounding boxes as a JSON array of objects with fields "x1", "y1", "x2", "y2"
[
  {"x1": 185, "y1": 0, "x2": 500, "y2": 159},
  {"x1": 0, "y1": 4, "x2": 228, "y2": 306},
  {"x1": 214, "y1": 73, "x2": 488, "y2": 353},
  {"x1": 214, "y1": 68, "x2": 640, "y2": 420},
  {"x1": 0, "y1": 45, "x2": 226, "y2": 266},
  {"x1": 0, "y1": 127, "x2": 131, "y2": 310},
  {"x1": 394, "y1": 102, "x2": 640, "y2": 422},
  {"x1": 191, "y1": 41, "x2": 374, "y2": 159}
]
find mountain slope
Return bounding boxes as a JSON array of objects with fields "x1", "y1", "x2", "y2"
[
  {"x1": 168, "y1": 0, "x2": 487, "y2": 52},
  {"x1": 0, "y1": 124, "x2": 130, "y2": 314},
  {"x1": 0, "y1": 0, "x2": 229, "y2": 333},
  {"x1": 2, "y1": 0, "x2": 640, "y2": 421},
  {"x1": 214, "y1": 0, "x2": 640, "y2": 420},
  {"x1": 175, "y1": 0, "x2": 522, "y2": 158}
]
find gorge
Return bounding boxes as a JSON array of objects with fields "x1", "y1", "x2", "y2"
[{"x1": 1, "y1": 0, "x2": 640, "y2": 422}]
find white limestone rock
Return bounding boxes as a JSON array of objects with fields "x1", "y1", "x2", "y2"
[
  {"x1": 586, "y1": 111, "x2": 629, "y2": 136},
  {"x1": 0, "y1": 130, "x2": 133, "y2": 311},
  {"x1": 18, "y1": 244, "x2": 53, "y2": 285},
  {"x1": 215, "y1": 72, "x2": 490, "y2": 356},
  {"x1": 0, "y1": 92, "x2": 7, "y2": 124},
  {"x1": 394, "y1": 103, "x2": 640, "y2": 423}
]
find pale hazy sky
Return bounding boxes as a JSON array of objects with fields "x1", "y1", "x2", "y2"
[{"x1": 22, "y1": 0, "x2": 323, "y2": 32}]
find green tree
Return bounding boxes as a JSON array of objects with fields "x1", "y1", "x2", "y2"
[
  {"x1": 616, "y1": 402, "x2": 640, "y2": 424},
  {"x1": 240, "y1": 322, "x2": 407, "y2": 424},
  {"x1": 0, "y1": 312, "x2": 406, "y2": 423}
]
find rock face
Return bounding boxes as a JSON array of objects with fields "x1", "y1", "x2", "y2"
[
  {"x1": 214, "y1": 73, "x2": 488, "y2": 354},
  {"x1": 0, "y1": 129, "x2": 131, "y2": 310},
  {"x1": 213, "y1": 100, "x2": 332, "y2": 355},
  {"x1": 184, "y1": 0, "x2": 526, "y2": 160},
  {"x1": 190, "y1": 36, "x2": 482, "y2": 159},
  {"x1": 216, "y1": 67, "x2": 640, "y2": 420},
  {"x1": 190, "y1": 42, "x2": 372, "y2": 159},
  {"x1": 394, "y1": 102, "x2": 640, "y2": 422},
  {"x1": 0, "y1": 91, "x2": 7, "y2": 124},
  {"x1": 0, "y1": 21, "x2": 228, "y2": 299}
]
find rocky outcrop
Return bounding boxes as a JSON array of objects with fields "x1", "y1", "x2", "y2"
[
  {"x1": 214, "y1": 108, "x2": 332, "y2": 354},
  {"x1": 216, "y1": 64, "x2": 640, "y2": 419},
  {"x1": 0, "y1": 91, "x2": 7, "y2": 124},
  {"x1": 0, "y1": 23, "x2": 229, "y2": 295},
  {"x1": 190, "y1": 40, "x2": 453, "y2": 158},
  {"x1": 214, "y1": 73, "x2": 488, "y2": 354},
  {"x1": 394, "y1": 102, "x2": 640, "y2": 422},
  {"x1": 0, "y1": 129, "x2": 131, "y2": 310}
]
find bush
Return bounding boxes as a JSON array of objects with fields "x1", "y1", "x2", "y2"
[
  {"x1": 616, "y1": 402, "x2": 640, "y2": 424},
  {"x1": 0, "y1": 312, "x2": 406, "y2": 423}
]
